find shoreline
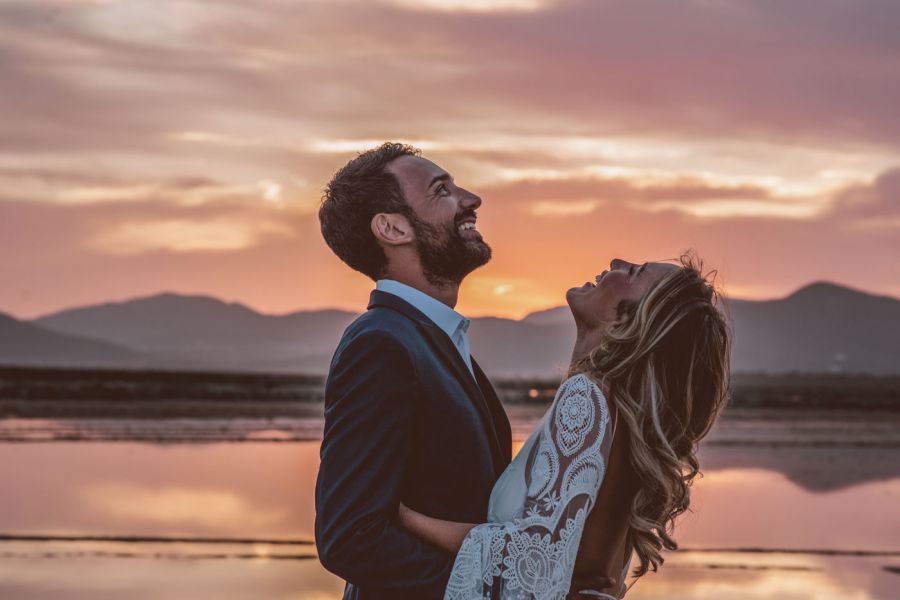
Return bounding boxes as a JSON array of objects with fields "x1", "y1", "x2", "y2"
[
  {"x1": 2, "y1": 407, "x2": 899, "y2": 445},
  {"x1": 2, "y1": 366, "x2": 899, "y2": 421}
]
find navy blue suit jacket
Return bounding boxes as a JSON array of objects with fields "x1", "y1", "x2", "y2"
[{"x1": 315, "y1": 290, "x2": 513, "y2": 600}]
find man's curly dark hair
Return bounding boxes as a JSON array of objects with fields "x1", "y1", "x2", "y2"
[{"x1": 319, "y1": 142, "x2": 421, "y2": 280}]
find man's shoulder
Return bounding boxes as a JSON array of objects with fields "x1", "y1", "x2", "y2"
[
  {"x1": 327, "y1": 307, "x2": 429, "y2": 379},
  {"x1": 339, "y1": 305, "x2": 423, "y2": 349}
]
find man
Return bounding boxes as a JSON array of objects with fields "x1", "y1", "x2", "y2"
[{"x1": 315, "y1": 143, "x2": 512, "y2": 599}]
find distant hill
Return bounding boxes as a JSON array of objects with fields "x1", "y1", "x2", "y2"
[
  {"x1": 472, "y1": 282, "x2": 900, "y2": 375},
  {"x1": 3, "y1": 282, "x2": 897, "y2": 375},
  {"x1": 520, "y1": 306, "x2": 571, "y2": 327},
  {"x1": 0, "y1": 312, "x2": 145, "y2": 369},
  {"x1": 725, "y1": 282, "x2": 900, "y2": 375},
  {"x1": 33, "y1": 293, "x2": 356, "y2": 372}
]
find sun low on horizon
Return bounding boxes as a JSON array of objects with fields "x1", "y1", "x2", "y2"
[{"x1": 2, "y1": 0, "x2": 899, "y2": 321}]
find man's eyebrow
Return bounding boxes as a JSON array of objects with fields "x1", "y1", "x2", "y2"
[{"x1": 427, "y1": 173, "x2": 451, "y2": 190}]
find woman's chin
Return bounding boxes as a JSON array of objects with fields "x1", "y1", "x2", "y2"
[{"x1": 564, "y1": 289, "x2": 583, "y2": 319}]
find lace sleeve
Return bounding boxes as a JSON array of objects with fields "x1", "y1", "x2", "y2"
[{"x1": 444, "y1": 373, "x2": 615, "y2": 600}]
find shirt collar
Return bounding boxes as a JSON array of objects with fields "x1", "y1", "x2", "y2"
[{"x1": 375, "y1": 279, "x2": 469, "y2": 340}]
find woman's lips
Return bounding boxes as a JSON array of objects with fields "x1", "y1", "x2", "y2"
[{"x1": 577, "y1": 269, "x2": 610, "y2": 290}]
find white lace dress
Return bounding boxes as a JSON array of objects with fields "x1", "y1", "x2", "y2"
[{"x1": 444, "y1": 373, "x2": 630, "y2": 600}]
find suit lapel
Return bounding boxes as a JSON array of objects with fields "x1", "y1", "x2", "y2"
[
  {"x1": 472, "y1": 358, "x2": 512, "y2": 466},
  {"x1": 414, "y1": 322, "x2": 506, "y2": 472},
  {"x1": 368, "y1": 291, "x2": 507, "y2": 472}
]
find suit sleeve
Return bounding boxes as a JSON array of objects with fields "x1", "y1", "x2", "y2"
[{"x1": 314, "y1": 329, "x2": 454, "y2": 595}]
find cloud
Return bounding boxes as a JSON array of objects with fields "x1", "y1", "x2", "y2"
[
  {"x1": 479, "y1": 169, "x2": 827, "y2": 219},
  {"x1": 0, "y1": 197, "x2": 338, "y2": 319},
  {"x1": 0, "y1": 184, "x2": 305, "y2": 260},
  {"x1": 530, "y1": 199, "x2": 599, "y2": 217},
  {"x1": 1, "y1": 0, "x2": 899, "y2": 318},
  {"x1": 3, "y1": 0, "x2": 900, "y2": 163},
  {"x1": 384, "y1": 0, "x2": 558, "y2": 13},
  {"x1": 483, "y1": 163, "x2": 900, "y2": 225},
  {"x1": 87, "y1": 216, "x2": 293, "y2": 254},
  {"x1": 1, "y1": 0, "x2": 897, "y2": 207},
  {"x1": 0, "y1": 167, "x2": 312, "y2": 215},
  {"x1": 828, "y1": 167, "x2": 900, "y2": 220},
  {"x1": 3, "y1": 167, "x2": 900, "y2": 320}
]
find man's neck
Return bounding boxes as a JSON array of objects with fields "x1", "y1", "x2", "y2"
[{"x1": 380, "y1": 272, "x2": 460, "y2": 309}]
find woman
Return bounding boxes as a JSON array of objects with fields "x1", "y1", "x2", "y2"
[{"x1": 398, "y1": 254, "x2": 731, "y2": 599}]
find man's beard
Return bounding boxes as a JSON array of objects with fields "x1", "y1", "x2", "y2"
[{"x1": 409, "y1": 214, "x2": 492, "y2": 287}]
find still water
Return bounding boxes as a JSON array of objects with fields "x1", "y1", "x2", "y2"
[{"x1": 0, "y1": 417, "x2": 898, "y2": 599}]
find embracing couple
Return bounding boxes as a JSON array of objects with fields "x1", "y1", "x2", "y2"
[{"x1": 314, "y1": 143, "x2": 731, "y2": 600}]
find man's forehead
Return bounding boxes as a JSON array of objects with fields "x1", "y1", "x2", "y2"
[{"x1": 388, "y1": 155, "x2": 446, "y2": 184}]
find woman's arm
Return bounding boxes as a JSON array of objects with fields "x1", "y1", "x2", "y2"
[{"x1": 398, "y1": 503, "x2": 477, "y2": 554}]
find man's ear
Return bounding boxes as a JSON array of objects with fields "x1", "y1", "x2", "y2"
[{"x1": 371, "y1": 213, "x2": 414, "y2": 246}]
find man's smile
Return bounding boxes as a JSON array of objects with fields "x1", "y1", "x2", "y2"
[{"x1": 456, "y1": 214, "x2": 480, "y2": 237}]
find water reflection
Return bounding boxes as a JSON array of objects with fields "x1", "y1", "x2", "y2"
[
  {"x1": 676, "y1": 469, "x2": 900, "y2": 551},
  {"x1": 78, "y1": 482, "x2": 291, "y2": 530},
  {"x1": 0, "y1": 442, "x2": 320, "y2": 538},
  {"x1": 628, "y1": 555, "x2": 891, "y2": 600},
  {"x1": 0, "y1": 422, "x2": 897, "y2": 599},
  {"x1": 0, "y1": 553, "x2": 343, "y2": 600}
]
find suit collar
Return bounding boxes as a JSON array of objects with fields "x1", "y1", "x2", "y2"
[
  {"x1": 374, "y1": 280, "x2": 470, "y2": 342},
  {"x1": 368, "y1": 290, "x2": 433, "y2": 325}
]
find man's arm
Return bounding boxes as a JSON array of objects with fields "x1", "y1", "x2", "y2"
[{"x1": 315, "y1": 329, "x2": 454, "y2": 594}]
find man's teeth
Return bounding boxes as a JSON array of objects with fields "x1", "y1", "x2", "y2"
[{"x1": 458, "y1": 222, "x2": 477, "y2": 232}]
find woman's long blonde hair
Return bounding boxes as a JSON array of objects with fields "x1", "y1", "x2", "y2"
[{"x1": 570, "y1": 252, "x2": 731, "y2": 578}]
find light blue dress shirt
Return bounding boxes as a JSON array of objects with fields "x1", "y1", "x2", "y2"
[{"x1": 375, "y1": 279, "x2": 474, "y2": 377}]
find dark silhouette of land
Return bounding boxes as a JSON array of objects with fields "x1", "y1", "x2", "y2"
[
  {"x1": 1, "y1": 365, "x2": 898, "y2": 419},
  {"x1": 1, "y1": 282, "x2": 897, "y2": 376}
]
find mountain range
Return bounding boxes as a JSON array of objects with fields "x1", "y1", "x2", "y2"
[{"x1": 1, "y1": 282, "x2": 897, "y2": 376}]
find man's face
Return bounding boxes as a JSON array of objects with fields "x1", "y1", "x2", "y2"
[{"x1": 386, "y1": 155, "x2": 491, "y2": 285}]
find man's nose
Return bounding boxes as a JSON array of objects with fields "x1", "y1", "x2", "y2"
[
  {"x1": 459, "y1": 188, "x2": 482, "y2": 211},
  {"x1": 610, "y1": 258, "x2": 628, "y2": 270}
]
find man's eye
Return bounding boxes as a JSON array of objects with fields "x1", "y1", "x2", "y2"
[
  {"x1": 438, "y1": 184, "x2": 449, "y2": 194},
  {"x1": 629, "y1": 265, "x2": 635, "y2": 276}
]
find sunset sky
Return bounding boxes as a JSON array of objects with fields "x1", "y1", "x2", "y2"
[{"x1": 2, "y1": 0, "x2": 898, "y2": 320}]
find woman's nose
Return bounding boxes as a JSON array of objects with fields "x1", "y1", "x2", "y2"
[{"x1": 610, "y1": 258, "x2": 628, "y2": 270}]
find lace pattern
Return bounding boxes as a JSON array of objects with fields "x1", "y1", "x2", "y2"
[{"x1": 444, "y1": 374, "x2": 614, "y2": 600}]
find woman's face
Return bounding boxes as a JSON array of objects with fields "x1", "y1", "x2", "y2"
[{"x1": 567, "y1": 259, "x2": 677, "y2": 333}]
